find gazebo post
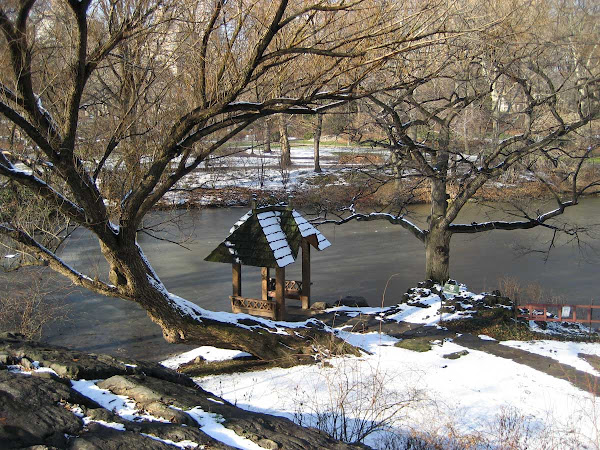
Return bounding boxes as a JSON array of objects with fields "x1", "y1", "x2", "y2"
[
  {"x1": 232, "y1": 263, "x2": 242, "y2": 297},
  {"x1": 301, "y1": 239, "x2": 311, "y2": 309},
  {"x1": 261, "y1": 267, "x2": 270, "y2": 300},
  {"x1": 275, "y1": 267, "x2": 286, "y2": 320}
]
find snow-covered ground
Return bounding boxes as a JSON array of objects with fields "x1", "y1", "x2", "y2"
[
  {"x1": 13, "y1": 282, "x2": 598, "y2": 449},
  {"x1": 192, "y1": 334, "x2": 600, "y2": 449},
  {"x1": 501, "y1": 340, "x2": 600, "y2": 377},
  {"x1": 167, "y1": 285, "x2": 600, "y2": 449},
  {"x1": 161, "y1": 144, "x2": 384, "y2": 205}
]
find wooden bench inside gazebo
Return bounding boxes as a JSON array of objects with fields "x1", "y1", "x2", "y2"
[{"x1": 205, "y1": 202, "x2": 331, "y2": 320}]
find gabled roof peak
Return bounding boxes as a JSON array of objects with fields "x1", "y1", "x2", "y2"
[{"x1": 206, "y1": 205, "x2": 331, "y2": 268}]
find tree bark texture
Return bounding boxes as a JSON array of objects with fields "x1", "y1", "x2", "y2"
[
  {"x1": 279, "y1": 114, "x2": 291, "y2": 168},
  {"x1": 264, "y1": 119, "x2": 272, "y2": 153},
  {"x1": 313, "y1": 113, "x2": 322, "y2": 172},
  {"x1": 425, "y1": 226, "x2": 451, "y2": 283}
]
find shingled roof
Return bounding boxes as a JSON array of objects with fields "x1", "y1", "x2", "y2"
[{"x1": 205, "y1": 206, "x2": 331, "y2": 268}]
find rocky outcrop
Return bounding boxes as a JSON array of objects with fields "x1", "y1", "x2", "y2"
[{"x1": 0, "y1": 333, "x2": 368, "y2": 449}]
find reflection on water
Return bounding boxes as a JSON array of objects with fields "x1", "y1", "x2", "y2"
[{"x1": 6, "y1": 198, "x2": 600, "y2": 360}]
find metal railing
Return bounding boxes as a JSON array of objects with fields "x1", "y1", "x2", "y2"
[{"x1": 518, "y1": 303, "x2": 600, "y2": 324}]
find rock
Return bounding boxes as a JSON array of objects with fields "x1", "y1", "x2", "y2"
[
  {"x1": 443, "y1": 350, "x2": 469, "y2": 360},
  {"x1": 0, "y1": 337, "x2": 194, "y2": 387},
  {"x1": 417, "y1": 280, "x2": 436, "y2": 289},
  {"x1": 0, "y1": 354, "x2": 10, "y2": 365},
  {"x1": 69, "y1": 425, "x2": 179, "y2": 450},
  {"x1": 310, "y1": 301, "x2": 331, "y2": 311},
  {"x1": 258, "y1": 438, "x2": 280, "y2": 449},
  {"x1": 0, "y1": 371, "x2": 85, "y2": 448},
  {"x1": 0, "y1": 336, "x2": 367, "y2": 450},
  {"x1": 334, "y1": 296, "x2": 369, "y2": 308},
  {"x1": 20, "y1": 357, "x2": 34, "y2": 370}
]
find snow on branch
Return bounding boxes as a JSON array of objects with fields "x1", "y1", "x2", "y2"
[
  {"x1": 317, "y1": 212, "x2": 426, "y2": 242},
  {"x1": 0, "y1": 224, "x2": 119, "y2": 297},
  {"x1": 0, "y1": 151, "x2": 88, "y2": 224},
  {"x1": 449, "y1": 201, "x2": 576, "y2": 234}
]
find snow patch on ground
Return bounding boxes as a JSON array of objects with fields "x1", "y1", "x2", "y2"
[
  {"x1": 196, "y1": 329, "x2": 600, "y2": 449},
  {"x1": 140, "y1": 433, "x2": 199, "y2": 448},
  {"x1": 161, "y1": 346, "x2": 252, "y2": 369},
  {"x1": 501, "y1": 340, "x2": 600, "y2": 377},
  {"x1": 71, "y1": 379, "x2": 268, "y2": 449},
  {"x1": 70, "y1": 380, "x2": 169, "y2": 423},
  {"x1": 478, "y1": 334, "x2": 497, "y2": 341},
  {"x1": 186, "y1": 407, "x2": 269, "y2": 450}
]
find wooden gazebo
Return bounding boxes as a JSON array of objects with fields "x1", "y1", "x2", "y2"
[{"x1": 205, "y1": 203, "x2": 331, "y2": 320}]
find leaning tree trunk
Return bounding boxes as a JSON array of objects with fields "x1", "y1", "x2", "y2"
[
  {"x1": 99, "y1": 238, "x2": 354, "y2": 362},
  {"x1": 279, "y1": 114, "x2": 292, "y2": 168}
]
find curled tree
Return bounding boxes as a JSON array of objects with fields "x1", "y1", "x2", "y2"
[
  {"x1": 322, "y1": 0, "x2": 600, "y2": 283},
  {"x1": 0, "y1": 0, "x2": 445, "y2": 359}
]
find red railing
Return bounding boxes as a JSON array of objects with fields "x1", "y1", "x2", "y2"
[{"x1": 518, "y1": 303, "x2": 600, "y2": 324}]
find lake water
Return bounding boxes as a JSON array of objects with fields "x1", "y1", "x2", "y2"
[{"x1": 7, "y1": 198, "x2": 600, "y2": 361}]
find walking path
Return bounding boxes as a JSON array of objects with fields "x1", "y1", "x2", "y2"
[{"x1": 313, "y1": 309, "x2": 600, "y2": 396}]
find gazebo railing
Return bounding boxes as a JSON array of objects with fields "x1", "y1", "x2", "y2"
[
  {"x1": 267, "y1": 278, "x2": 302, "y2": 299},
  {"x1": 230, "y1": 295, "x2": 277, "y2": 319}
]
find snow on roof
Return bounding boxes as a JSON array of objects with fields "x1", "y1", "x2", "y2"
[
  {"x1": 292, "y1": 210, "x2": 331, "y2": 250},
  {"x1": 205, "y1": 205, "x2": 330, "y2": 268}
]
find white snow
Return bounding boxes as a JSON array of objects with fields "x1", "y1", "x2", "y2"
[
  {"x1": 276, "y1": 254, "x2": 295, "y2": 267},
  {"x1": 161, "y1": 346, "x2": 252, "y2": 369},
  {"x1": 83, "y1": 418, "x2": 126, "y2": 431},
  {"x1": 500, "y1": 340, "x2": 600, "y2": 377},
  {"x1": 185, "y1": 284, "x2": 599, "y2": 448},
  {"x1": 478, "y1": 334, "x2": 497, "y2": 341},
  {"x1": 70, "y1": 380, "x2": 170, "y2": 423},
  {"x1": 186, "y1": 407, "x2": 269, "y2": 450},
  {"x1": 140, "y1": 433, "x2": 199, "y2": 448},
  {"x1": 71, "y1": 379, "x2": 264, "y2": 449},
  {"x1": 197, "y1": 333, "x2": 600, "y2": 449}
]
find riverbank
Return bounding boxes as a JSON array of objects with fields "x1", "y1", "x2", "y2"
[
  {"x1": 156, "y1": 162, "x2": 600, "y2": 211},
  {"x1": 3, "y1": 282, "x2": 600, "y2": 449}
]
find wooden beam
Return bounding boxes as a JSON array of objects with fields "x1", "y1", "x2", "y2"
[
  {"x1": 232, "y1": 263, "x2": 242, "y2": 297},
  {"x1": 301, "y1": 239, "x2": 311, "y2": 309},
  {"x1": 275, "y1": 267, "x2": 286, "y2": 320},
  {"x1": 261, "y1": 267, "x2": 270, "y2": 300}
]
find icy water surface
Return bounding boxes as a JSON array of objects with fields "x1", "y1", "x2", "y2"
[{"x1": 6, "y1": 198, "x2": 600, "y2": 360}]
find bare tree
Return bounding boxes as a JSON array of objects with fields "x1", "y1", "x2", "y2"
[
  {"x1": 322, "y1": 1, "x2": 600, "y2": 283},
  {"x1": 0, "y1": 0, "x2": 445, "y2": 359}
]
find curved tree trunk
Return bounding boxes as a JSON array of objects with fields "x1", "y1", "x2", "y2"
[{"x1": 99, "y1": 240, "x2": 354, "y2": 362}]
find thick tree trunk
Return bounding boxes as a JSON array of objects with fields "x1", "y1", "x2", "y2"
[
  {"x1": 279, "y1": 114, "x2": 291, "y2": 168},
  {"x1": 313, "y1": 114, "x2": 322, "y2": 173},
  {"x1": 425, "y1": 226, "x2": 451, "y2": 283},
  {"x1": 99, "y1": 240, "x2": 354, "y2": 362},
  {"x1": 426, "y1": 142, "x2": 451, "y2": 283}
]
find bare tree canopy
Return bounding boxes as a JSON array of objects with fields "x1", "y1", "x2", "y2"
[
  {"x1": 0, "y1": 0, "x2": 450, "y2": 358},
  {"x1": 320, "y1": 0, "x2": 600, "y2": 283}
]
